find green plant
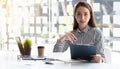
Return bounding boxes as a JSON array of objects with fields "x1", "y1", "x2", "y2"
[
  {"x1": 23, "y1": 37, "x2": 32, "y2": 56},
  {"x1": 16, "y1": 37, "x2": 32, "y2": 56},
  {"x1": 23, "y1": 38, "x2": 32, "y2": 48}
]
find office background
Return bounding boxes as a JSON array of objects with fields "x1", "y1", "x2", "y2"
[{"x1": 0, "y1": 0, "x2": 120, "y2": 54}]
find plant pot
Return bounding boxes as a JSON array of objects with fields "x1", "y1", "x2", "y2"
[{"x1": 24, "y1": 48, "x2": 31, "y2": 56}]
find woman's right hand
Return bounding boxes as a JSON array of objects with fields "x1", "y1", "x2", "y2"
[{"x1": 59, "y1": 32, "x2": 77, "y2": 42}]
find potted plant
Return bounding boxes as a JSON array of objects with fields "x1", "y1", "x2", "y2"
[
  {"x1": 23, "y1": 37, "x2": 32, "y2": 56},
  {"x1": 16, "y1": 37, "x2": 32, "y2": 56}
]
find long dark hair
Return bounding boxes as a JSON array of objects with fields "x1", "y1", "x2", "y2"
[{"x1": 73, "y1": 2, "x2": 97, "y2": 30}]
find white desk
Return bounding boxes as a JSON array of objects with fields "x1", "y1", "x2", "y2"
[
  {"x1": 0, "y1": 51, "x2": 120, "y2": 69},
  {"x1": 0, "y1": 61, "x2": 120, "y2": 69}
]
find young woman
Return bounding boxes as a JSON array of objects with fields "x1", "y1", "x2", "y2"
[{"x1": 53, "y1": 2, "x2": 105, "y2": 63}]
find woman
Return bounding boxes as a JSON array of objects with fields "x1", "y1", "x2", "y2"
[{"x1": 53, "y1": 2, "x2": 105, "y2": 63}]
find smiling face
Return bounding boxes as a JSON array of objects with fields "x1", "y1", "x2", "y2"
[{"x1": 75, "y1": 6, "x2": 90, "y2": 31}]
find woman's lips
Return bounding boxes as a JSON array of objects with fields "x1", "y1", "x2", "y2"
[{"x1": 80, "y1": 21, "x2": 85, "y2": 23}]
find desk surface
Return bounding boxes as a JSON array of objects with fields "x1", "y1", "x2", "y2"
[
  {"x1": 0, "y1": 51, "x2": 120, "y2": 69},
  {"x1": 0, "y1": 60, "x2": 120, "y2": 69}
]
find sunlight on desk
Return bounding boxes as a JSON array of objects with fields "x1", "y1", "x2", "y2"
[
  {"x1": 0, "y1": 51, "x2": 120, "y2": 69},
  {"x1": 1, "y1": 44, "x2": 120, "y2": 69}
]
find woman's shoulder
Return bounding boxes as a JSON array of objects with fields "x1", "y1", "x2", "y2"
[
  {"x1": 90, "y1": 27, "x2": 102, "y2": 35},
  {"x1": 92, "y1": 27, "x2": 101, "y2": 31},
  {"x1": 89, "y1": 27, "x2": 102, "y2": 34}
]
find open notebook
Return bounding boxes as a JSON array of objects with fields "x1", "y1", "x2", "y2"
[{"x1": 69, "y1": 44, "x2": 97, "y2": 61}]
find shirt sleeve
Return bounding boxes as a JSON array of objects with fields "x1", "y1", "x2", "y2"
[
  {"x1": 95, "y1": 29, "x2": 106, "y2": 63},
  {"x1": 53, "y1": 39, "x2": 69, "y2": 52}
]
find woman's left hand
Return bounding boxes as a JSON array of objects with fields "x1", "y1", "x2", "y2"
[{"x1": 93, "y1": 54, "x2": 102, "y2": 63}]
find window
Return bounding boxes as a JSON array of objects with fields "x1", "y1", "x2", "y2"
[{"x1": 0, "y1": 0, "x2": 120, "y2": 52}]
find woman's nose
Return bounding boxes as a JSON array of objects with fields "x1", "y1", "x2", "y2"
[{"x1": 81, "y1": 15, "x2": 85, "y2": 20}]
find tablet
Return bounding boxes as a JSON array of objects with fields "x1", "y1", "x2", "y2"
[{"x1": 69, "y1": 44, "x2": 96, "y2": 60}]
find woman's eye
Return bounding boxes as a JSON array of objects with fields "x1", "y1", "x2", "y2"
[
  {"x1": 77, "y1": 13, "x2": 81, "y2": 16},
  {"x1": 84, "y1": 13, "x2": 88, "y2": 16},
  {"x1": 84, "y1": 14, "x2": 87, "y2": 16}
]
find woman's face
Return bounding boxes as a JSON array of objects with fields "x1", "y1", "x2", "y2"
[{"x1": 75, "y1": 6, "x2": 90, "y2": 30}]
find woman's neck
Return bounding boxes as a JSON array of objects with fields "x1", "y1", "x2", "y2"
[{"x1": 79, "y1": 25, "x2": 87, "y2": 31}]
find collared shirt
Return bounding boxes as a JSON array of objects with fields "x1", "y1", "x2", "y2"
[{"x1": 53, "y1": 26, "x2": 105, "y2": 62}]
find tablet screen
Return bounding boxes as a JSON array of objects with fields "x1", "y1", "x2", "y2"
[{"x1": 69, "y1": 44, "x2": 96, "y2": 60}]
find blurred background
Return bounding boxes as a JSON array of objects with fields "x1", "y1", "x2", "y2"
[{"x1": 0, "y1": 0, "x2": 120, "y2": 63}]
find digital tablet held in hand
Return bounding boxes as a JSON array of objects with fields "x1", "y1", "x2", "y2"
[{"x1": 69, "y1": 44, "x2": 97, "y2": 61}]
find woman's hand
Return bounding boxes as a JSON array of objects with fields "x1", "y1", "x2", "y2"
[
  {"x1": 59, "y1": 32, "x2": 76, "y2": 42},
  {"x1": 93, "y1": 54, "x2": 103, "y2": 63}
]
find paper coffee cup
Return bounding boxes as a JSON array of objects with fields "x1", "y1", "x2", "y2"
[{"x1": 38, "y1": 46, "x2": 44, "y2": 57}]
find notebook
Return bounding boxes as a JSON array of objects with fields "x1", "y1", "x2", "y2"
[{"x1": 69, "y1": 44, "x2": 97, "y2": 61}]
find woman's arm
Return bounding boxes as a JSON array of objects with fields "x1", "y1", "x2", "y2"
[
  {"x1": 53, "y1": 32, "x2": 76, "y2": 52},
  {"x1": 93, "y1": 29, "x2": 106, "y2": 63},
  {"x1": 53, "y1": 39, "x2": 68, "y2": 52}
]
